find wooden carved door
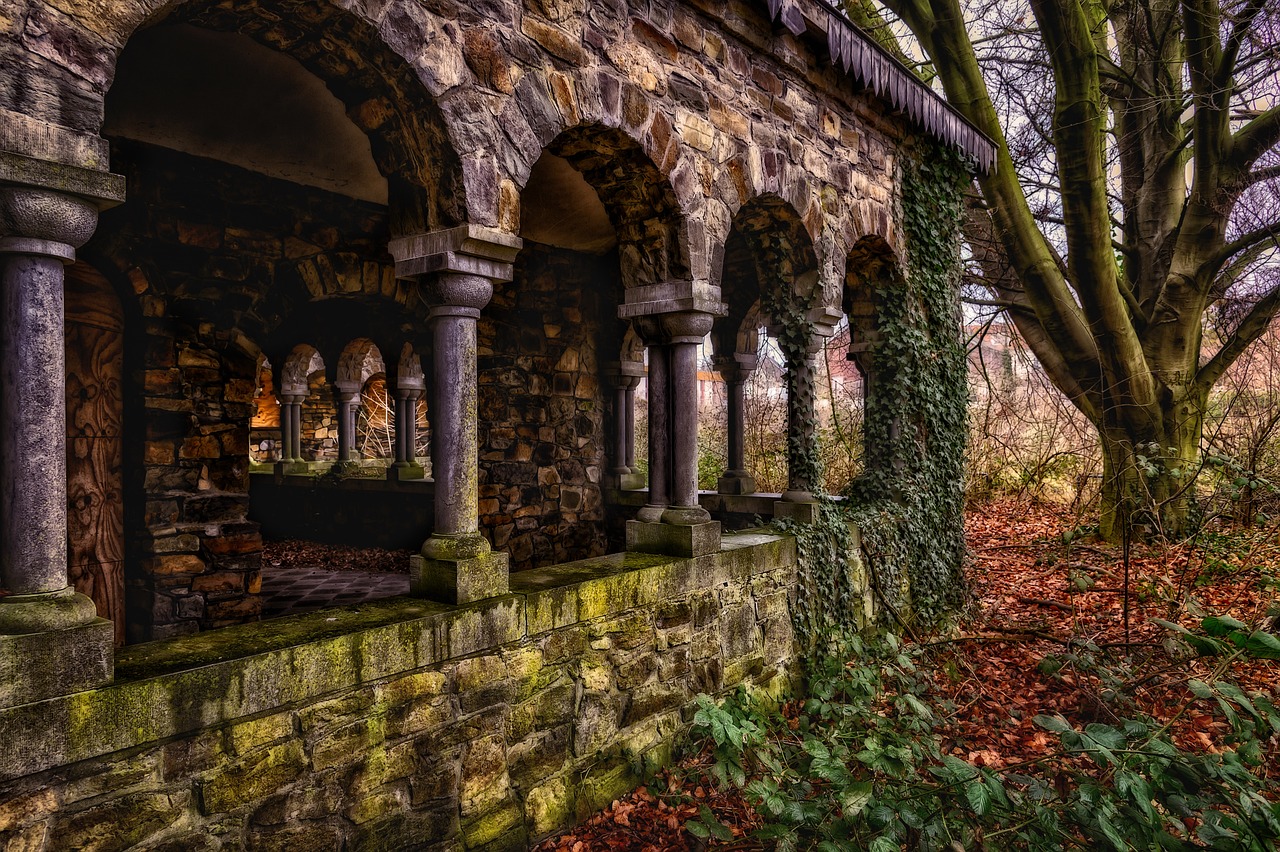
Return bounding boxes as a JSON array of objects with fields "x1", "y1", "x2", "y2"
[{"x1": 65, "y1": 265, "x2": 126, "y2": 645}]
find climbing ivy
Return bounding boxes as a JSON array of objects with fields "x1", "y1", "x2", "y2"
[
  {"x1": 759, "y1": 270, "x2": 824, "y2": 496},
  {"x1": 774, "y1": 140, "x2": 972, "y2": 640},
  {"x1": 845, "y1": 141, "x2": 972, "y2": 626}
]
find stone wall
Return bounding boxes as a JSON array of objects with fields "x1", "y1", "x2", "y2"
[
  {"x1": 477, "y1": 243, "x2": 616, "y2": 571},
  {"x1": 0, "y1": 534, "x2": 797, "y2": 851},
  {"x1": 299, "y1": 373, "x2": 338, "y2": 462},
  {"x1": 89, "y1": 141, "x2": 405, "y2": 640}
]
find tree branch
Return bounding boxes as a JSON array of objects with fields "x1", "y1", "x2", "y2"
[{"x1": 1198, "y1": 283, "x2": 1280, "y2": 390}]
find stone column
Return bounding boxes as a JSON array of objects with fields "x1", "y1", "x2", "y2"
[
  {"x1": 605, "y1": 362, "x2": 644, "y2": 490},
  {"x1": 663, "y1": 311, "x2": 714, "y2": 525},
  {"x1": 635, "y1": 319, "x2": 669, "y2": 524},
  {"x1": 388, "y1": 378, "x2": 425, "y2": 481},
  {"x1": 715, "y1": 353, "x2": 758, "y2": 495},
  {"x1": 275, "y1": 392, "x2": 307, "y2": 474},
  {"x1": 774, "y1": 307, "x2": 840, "y2": 524},
  {"x1": 624, "y1": 310, "x2": 721, "y2": 558},
  {"x1": 624, "y1": 380, "x2": 638, "y2": 472},
  {"x1": 783, "y1": 346, "x2": 819, "y2": 502},
  {"x1": 334, "y1": 382, "x2": 360, "y2": 470},
  {"x1": 0, "y1": 183, "x2": 116, "y2": 705},
  {"x1": 390, "y1": 225, "x2": 520, "y2": 604}
]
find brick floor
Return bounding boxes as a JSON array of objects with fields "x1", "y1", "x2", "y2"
[{"x1": 260, "y1": 568, "x2": 410, "y2": 617}]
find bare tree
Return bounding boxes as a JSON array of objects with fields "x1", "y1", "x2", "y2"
[{"x1": 868, "y1": 0, "x2": 1280, "y2": 538}]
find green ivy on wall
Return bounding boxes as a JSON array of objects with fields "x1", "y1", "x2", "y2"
[
  {"x1": 847, "y1": 140, "x2": 971, "y2": 626},
  {"x1": 775, "y1": 140, "x2": 973, "y2": 642}
]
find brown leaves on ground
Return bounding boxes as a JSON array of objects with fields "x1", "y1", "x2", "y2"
[
  {"x1": 261, "y1": 538, "x2": 412, "y2": 573},
  {"x1": 950, "y1": 501, "x2": 1279, "y2": 772},
  {"x1": 534, "y1": 500, "x2": 1280, "y2": 850},
  {"x1": 531, "y1": 771, "x2": 762, "y2": 852}
]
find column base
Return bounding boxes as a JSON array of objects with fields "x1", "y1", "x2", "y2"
[
  {"x1": 626, "y1": 519, "x2": 721, "y2": 558},
  {"x1": 411, "y1": 553, "x2": 509, "y2": 604},
  {"x1": 275, "y1": 461, "x2": 310, "y2": 476},
  {"x1": 0, "y1": 617, "x2": 113, "y2": 708},
  {"x1": 612, "y1": 472, "x2": 647, "y2": 491},
  {"x1": 773, "y1": 499, "x2": 819, "y2": 525},
  {"x1": 387, "y1": 462, "x2": 426, "y2": 482},
  {"x1": 0, "y1": 587, "x2": 98, "y2": 634},
  {"x1": 717, "y1": 471, "x2": 757, "y2": 495}
]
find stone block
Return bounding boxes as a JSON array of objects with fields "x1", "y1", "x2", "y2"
[
  {"x1": 411, "y1": 551, "x2": 509, "y2": 605},
  {"x1": 614, "y1": 472, "x2": 646, "y2": 491},
  {"x1": 0, "y1": 618, "x2": 113, "y2": 708},
  {"x1": 626, "y1": 520, "x2": 721, "y2": 557},
  {"x1": 197, "y1": 741, "x2": 306, "y2": 815},
  {"x1": 716, "y1": 471, "x2": 756, "y2": 495},
  {"x1": 773, "y1": 499, "x2": 819, "y2": 524},
  {"x1": 53, "y1": 790, "x2": 186, "y2": 851}
]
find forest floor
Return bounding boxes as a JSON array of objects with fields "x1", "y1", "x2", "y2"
[{"x1": 533, "y1": 500, "x2": 1280, "y2": 851}]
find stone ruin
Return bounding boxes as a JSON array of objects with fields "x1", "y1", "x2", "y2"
[{"x1": 0, "y1": 0, "x2": 993, "y2": 846}]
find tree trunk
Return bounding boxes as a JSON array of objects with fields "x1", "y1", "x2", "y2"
[{"x1": 1096, "y1": 385, "x2": 1205, "y2": 541}]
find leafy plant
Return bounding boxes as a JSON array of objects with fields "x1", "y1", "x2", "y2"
[{"x1": 685, "y1": 618, "x2": 1280, "y2": 850}]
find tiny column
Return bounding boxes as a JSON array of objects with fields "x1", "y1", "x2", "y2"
[
  {"x1": 334, "y1": 382, "x2": 361, "y2": 470},
  {"x1": 275, "y1": 392, "x2": 307, "y2": 473},
  {"x1": 388, "y1": 375, "x2": 425, "y2": 481},
  {"x1": 0, "y1": 179, "x2": 119, "y2": 707},
  {"x1": 606, "y1": 361, "x2": 645, "y2": 490},
  {"x1": 389, "y1": 225, "x2": 521, "y2": 604},
  {"x1": 715, "y1": 352, "x2": 758, "y2": 495}
]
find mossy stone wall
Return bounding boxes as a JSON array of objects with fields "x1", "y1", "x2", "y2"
[{"x1": 0, "y1": 534, "x2": 797, "y2": 851}]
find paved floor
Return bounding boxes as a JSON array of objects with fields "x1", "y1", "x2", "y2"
[{"x1": 260, "y1": 568, "x2": 410, "y2": 617}]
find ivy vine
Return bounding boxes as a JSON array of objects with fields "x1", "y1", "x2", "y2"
[{"x1": 776, "y1": 140, "x2": 973, "y2": 645}]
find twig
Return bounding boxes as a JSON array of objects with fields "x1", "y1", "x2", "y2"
[{"x1": 1017, "y1": 596, "x2": 1073, "y2": 611}]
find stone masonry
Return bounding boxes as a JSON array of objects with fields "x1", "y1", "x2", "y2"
[{"x1": 0, "y1": 534, "x2": 797, "y2": 851}]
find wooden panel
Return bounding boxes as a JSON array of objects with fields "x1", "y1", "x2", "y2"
[{"x1": 65, "y1": 267, "x2": 126, "y2": 645}]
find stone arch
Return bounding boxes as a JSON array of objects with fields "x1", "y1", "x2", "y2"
[
  {"x1": 518, "y1": 122, "x2": 694, "y2": 290},
  {"x1": 280, "y1": 344, "x2": 324, "y2": 395},
  {"x1": 102, "y1": 0, "x2": 467, "y2": 235},
  {"x1": 713, "y1": 193, "x2": 821, "y2": 336},
  {"x1": 336, "y1": 338, "x2": 386, "y2": 389},
  {"x1": 619, "y1": 323, "x2": 645, "y2": 367},
  {"x1": 843, "y1": 235, "x2": 904, "y2": 394}
]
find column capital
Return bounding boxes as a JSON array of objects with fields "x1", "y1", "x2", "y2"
[
  {"x1": 713, "y1": 352, "x2": 759, "y2": 383},
  {"x1": 662, "y1": 310, "x2": 715, "y2": 344},
  {"x1": 604, "y1": 360, "x2": 644, "y2": 388},
  {"x1": 389, "y1": 224, "x2": 522, "y2": 284},
  {"x1": 0, "y1": 113, "x2": 125, "y2": 263},
  {"x1": 617, "y1": 280, "x2": 726, "y2": 321},
  {"x1": 0, "y1": 187, "x2": 100, "y2": 261},
  {"x1": 423, "y1": 272, "x2": 494, "y2": 317}
]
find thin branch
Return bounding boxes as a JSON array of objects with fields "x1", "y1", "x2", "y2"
[{"x1": 1197, "y1": 282, "x2": 1280, "y2": 390}]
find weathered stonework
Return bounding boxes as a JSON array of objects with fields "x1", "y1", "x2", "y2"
[
  {"x1": 478, "y1": 243, "x2": 615, "y2": 571},
  {"x1": 0, "y1": 533, "x2": 798, "y2": 850}
]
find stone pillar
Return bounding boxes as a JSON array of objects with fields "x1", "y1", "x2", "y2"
[
  {"x1": 773, "y1": 307, "x2": 841, "y2": 524},
  {"x1": 605, "y1": 362, "x2": 644, "y2": 490},
  {"x1": 334, "y1": 382, "x2": 360, "y2": 470},
  {"x1": 715, "y1": 353, "x2": 758, "y2": 495},
  {"x1": 663, "y1": 311, "x2": 714, "y2": 524},
  {"x1": 635, "y1": 320, "x2": 669, "y2": 524},
  {"x1": 388, "y1": 378, "x2": 425, "y2": 481},
  {"x1": 625, "y1": 380, "x2": 638, "y2": 472},
  {"x1": 0, "y1": 178, "x2": 119, "y2": 706},
  {"x1": 275, "y1": 392, "x2": 307, "y2": 474},
  {"x1": 624, "y1": 308, "x2": 722, "y2": 558},
  {"x1": 390, "y1": 225, "x2": 521, "y2": 604}
]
